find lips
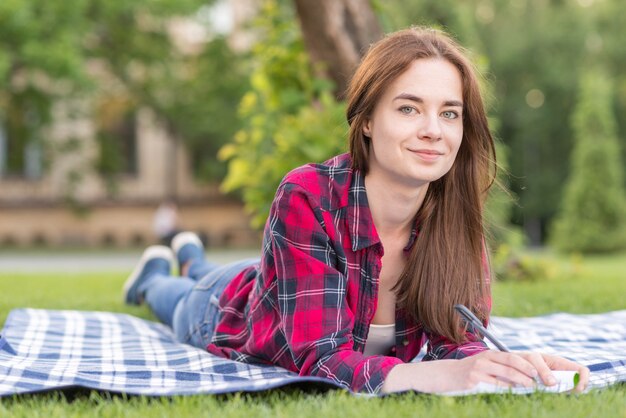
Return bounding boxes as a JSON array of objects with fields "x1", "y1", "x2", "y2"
[
  {"x1": 412, "y1": 149, "x2": 443, "y2": 155},
  {"x1": 409, "y1": 148, "x2": 444, "y2": 161}
]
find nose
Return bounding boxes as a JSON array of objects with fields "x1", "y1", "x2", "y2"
[{"x1": 417, "y1": 113, "x2": 442, "y2": 142}]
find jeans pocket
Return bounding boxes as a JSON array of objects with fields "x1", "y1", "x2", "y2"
[{"x1": 184, "y1": 320, "x2": 213, "y2": 348}]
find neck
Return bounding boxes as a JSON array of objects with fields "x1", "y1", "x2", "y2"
[{"x1": 364, "y1": 172, "x2": 429, "y2": 239}]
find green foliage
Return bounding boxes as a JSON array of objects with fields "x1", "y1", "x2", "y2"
[
  {"x1": 0, "y1": 0, "x2": 91, "y2": 83},
  {"x1": 484, "y1": 143, "x2": 523, "y2": 245},
  {"x1": 1, "y1": 0, "x2": 246, "y2": 189},
  {"x1": 486, "y1": 143, "x2": 554, "y2": 282},
  {"x1": 551, "y1": 69, "x2": 626, "y2": 253},
  {"x1": 486, "y1": 176, "x2": 547, "y2": 284},
  {"x1": 482, "y1": 1, "x2": 588, "y2": 234},
  {"x1": 0, "y1": 0, "x2": 92, "y2": 179},
  {"x1": 492, "y1": 244, "x2": 556, "y2": 282},
  {"x1": 84, "y1": 1, "x2": 247, "y2": 183},
  {"x1": 149, "y1": 36, "x2": 250, "y2": 181},
  {"x1": 220, "y1": 0, "x2": 345, "y2": 227}
]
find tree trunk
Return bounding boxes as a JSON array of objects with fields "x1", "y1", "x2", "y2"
[{"x1": 293, "y1": 0, "x2": 382, "y2": 98}]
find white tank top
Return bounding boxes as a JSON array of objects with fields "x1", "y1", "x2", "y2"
[{"x1": 363, "y1": 323, "x2": 396, "y2": 356}]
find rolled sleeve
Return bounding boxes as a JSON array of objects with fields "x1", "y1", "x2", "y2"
[{"x1": 423, "y1": 331, "x2": 489, "y2": 361}]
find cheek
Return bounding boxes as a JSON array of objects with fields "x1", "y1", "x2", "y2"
[
  {"x1": 453, "y1": 137, "x2": 463, "y2": 155},
  {"x1": 448, "y1": 126, "x2": 464, "y2": 153},
  {"x1": 443, "y1": 132, "x2": 463, "y2": 169}
]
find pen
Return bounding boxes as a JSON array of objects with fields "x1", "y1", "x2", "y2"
[
  {"x1": 453, "y1": 304, "x2": 563, "y2": 387},
  {"x1": 453, "y1": 304, "x2": 510, "y2": 352}
]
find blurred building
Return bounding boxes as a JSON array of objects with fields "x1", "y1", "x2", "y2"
[
  {"x1": 0, "y1": 0, "x2": 260, "y2": 249},
  {"x1": 0, "y1": 104, "x2": 259, "y2": 248}
]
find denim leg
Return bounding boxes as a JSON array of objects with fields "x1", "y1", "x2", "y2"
[
  {"x1": 141, "y1": 274, "x2": 196, "y2": 328},
  {"x1": 172, "y1": 259, "x2": 259, "y2": 349},
  {"x1": 186, "y1": 259, "x2": 221, "y2": 281}
]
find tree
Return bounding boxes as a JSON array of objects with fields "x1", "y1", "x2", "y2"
[
  {"x1": 0, "y1": 1, "x2": 91, "y2": 179},
  {"x1": 0, "y1": 0, "x2": 247, "y2": 198},
  {"x1": 551, "y1": 69, "x2": 625, "y2": 253},
  {"x1": 293, "y1": 0, "x2": 382, "y2": 97},
  {"x1": 597, "y1": 0, "x2": 626, "y2": 188},
  {"x1": 220, "y1": 0, "x2": 345, "y2": 227},
  {"x1": 83, "y1": 0, "x2": 252, "y2": 193}
]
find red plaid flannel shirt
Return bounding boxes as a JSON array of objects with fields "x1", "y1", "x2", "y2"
[{"x1": 207, "y1": 153, "x2": 490, "y2": 393}]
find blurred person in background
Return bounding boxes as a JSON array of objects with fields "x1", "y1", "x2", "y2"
[{"x1": 153, "y1": 200, "x2": 180, "y2": 246}]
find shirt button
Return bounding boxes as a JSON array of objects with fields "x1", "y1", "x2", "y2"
[{"x1": 402, "y1": 339, "x2": 409, "y2": 346}]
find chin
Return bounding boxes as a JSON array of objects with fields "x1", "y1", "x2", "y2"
[{"x1": 408, "y1": 170, "x2": 448, "y2": 184}]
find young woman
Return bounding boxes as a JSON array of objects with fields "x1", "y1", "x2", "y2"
[{"x1": 123, "y1": 27, "x2": 589, "y2": 394}]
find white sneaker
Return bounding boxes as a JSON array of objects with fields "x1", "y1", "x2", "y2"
[
  {"x1": 123, "y1": 245, "x2": 175, "y2": 305},
  {"x1": 171, "y1": 232, "x2": 205, "y2": 273}
]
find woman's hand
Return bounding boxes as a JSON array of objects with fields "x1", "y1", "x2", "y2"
[
  {"x1": 516, "y1": 352, "x2": 590, "y2": 393},
  {"x1": 383, "y1": 350, "x2": 537, "y2": 393},
  {"x1": 381, "y1": 350, "x2": 589, "y2": 394}
]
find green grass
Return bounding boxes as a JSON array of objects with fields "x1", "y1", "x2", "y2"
[
  {"x1": 0, "y1": 270, "x2": 149, "y2": 326},
  {"x1": 0, "y1": 251, "x2": 625, "y2": 417},
  {"x1": 1, "y1": 389, "x2": 625, "y2": 418},
  {"x1": 492, "y1": 251, "x2": 626, "y2": 316}
]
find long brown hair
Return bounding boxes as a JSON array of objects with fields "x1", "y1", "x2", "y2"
[{"x1": 345, "y1": 27, "x2": 496, "y2": 343}]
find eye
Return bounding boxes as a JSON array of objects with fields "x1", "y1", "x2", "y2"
[
  {"x1": 399, "y1": 105, "x2": 416, "y2": 115},
  {"x1": 441, "y1": 110, "x2": 459, "y2": 119}
]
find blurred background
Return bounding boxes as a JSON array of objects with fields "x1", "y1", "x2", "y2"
[{"x1": 0, "y1": 0, "x2": 624, "y2": 276}]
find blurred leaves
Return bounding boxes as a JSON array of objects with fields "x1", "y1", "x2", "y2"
[
  {"x1": 0, "y1": 0, "x2": 90, "y2": 83},
  {"x1": 550, "y1": 69, "x2": 626, "y2": 252},
  {"x1": 1, "y1": 0, "x2": 247, "y2": 187},
  {"x1": 492, "y1": 244, "x2": 555, "y2": 282},
  {"x1": 220, "y1": 0, "x2": 344, "y2": 227}
]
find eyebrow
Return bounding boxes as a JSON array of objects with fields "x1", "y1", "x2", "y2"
[{"x1": 393, "y1": 93, "x2": 463, "y2": 108}]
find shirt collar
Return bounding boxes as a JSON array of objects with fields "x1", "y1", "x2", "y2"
[{"x1": 347, "y1": 169, "x2": 381, "y2": 252}]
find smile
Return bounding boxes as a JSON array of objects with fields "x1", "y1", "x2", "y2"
[{"x1": 409, "y1": 149, "x2": 444, "y2": 161}]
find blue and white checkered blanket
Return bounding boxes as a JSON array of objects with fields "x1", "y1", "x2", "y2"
[{"x1": 0, "y1": 308, "x2": 625, "y2": 397}]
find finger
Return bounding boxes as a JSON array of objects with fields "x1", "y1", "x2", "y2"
[
  {"x1": 573, "y1": 366, "x2": 590, "y2": 393},
  {"x1": 532, "y1": 353, "x2": 591, "y2": 390},
  {"x1": 464, "y1": 367, "x2": 514, "y2": 390},
  {"x1": 487, "y1": 351, "x2": 538, "y2": 380},
  {"x1": 523, "y1": 352, "x2": 557, "y2": 386},
  {"x1": 484, "y1": 361, "x2": 536, "y2": 388}
]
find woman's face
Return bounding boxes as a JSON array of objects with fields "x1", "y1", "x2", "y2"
[{"x1": 363, "y1": 58, "x2": 464, "y2": 188}]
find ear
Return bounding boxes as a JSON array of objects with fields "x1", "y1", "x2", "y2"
[{"x1": 362, "y1": 119, "x2": 372, "y2": 138}]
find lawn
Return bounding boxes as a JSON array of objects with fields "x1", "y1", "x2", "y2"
[{"x1": 0, "y1": 251, "x2": 625, "y2": 417}]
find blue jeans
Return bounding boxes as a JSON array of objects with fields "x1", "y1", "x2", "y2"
[{"x1": 141, "y1": 258, "x2": 259, "y2": 349}]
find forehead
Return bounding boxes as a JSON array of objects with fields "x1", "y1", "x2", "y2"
[{"x1": 383, "y1": 58, "x2": 463, "y2": 101}]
